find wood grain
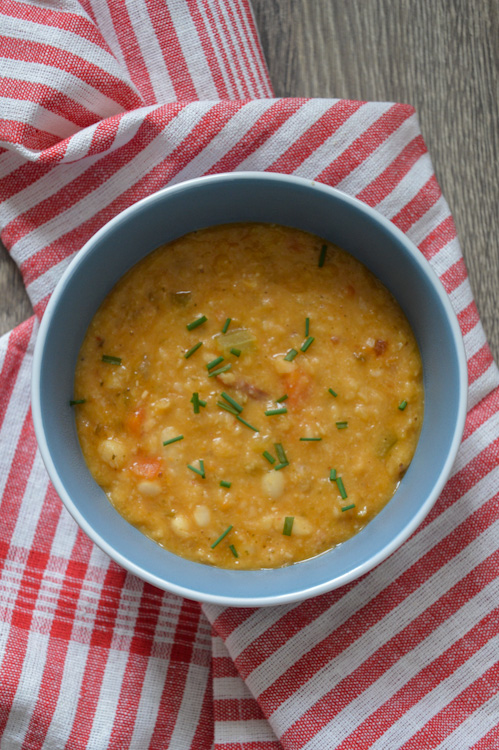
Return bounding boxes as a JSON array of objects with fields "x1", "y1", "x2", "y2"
[{"x1": 1, "y1": 1, "x2": 497, "y2": 366}]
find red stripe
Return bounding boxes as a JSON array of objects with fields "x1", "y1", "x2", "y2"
[
  {"x1": 391, "y1": 174, "x2": 441, "y2": 234},
  {"x1": 65, "y1": 563, "x2": 127, "y2": 748},
  {"x1": 1, "y1": 37, "x2": 142, "y2": 112},
  {"x1": 317, "y1": 104, "x2": 415, "y2": 186},
  {"x1": 20, "y1": 101, "x2": 242, "y2": 288},
  {"x1": 458, "y1": 300, "x2": 480, "y2": 337},
  {"x1": 206, "y1": 99, "x2": 305, "y2": 174},
  {"x1": 463, "y1": 385, "x2": 499, "y2": 442},
  {"x1": 238, "y1": 0, "x2": 274, "y2": 95},
  {"x1": 268, "y1": 99, "x2": 365, "y2": 175},
  {"x1": 7, "y1": 102, "x2": 184, "y2": 259},
  {"x1": 0, "y1": 159, "x2": 56, "y2": 207},
  {"x1": 417, "y1": 214, "x2": 456, "y2": 261},
  {"x1": 440, "y1": 256, "x2": 468, "y2": 295},
  {"x1": 242, "y1": 486, "x2": 499, "y2": 714},
  {"x1": 145, "y1": 0, "x2": 198, "y2": 100},
  {"x1": 356, "y1": 135, "x2": 427, "y2": 206},
  {"x1": 217, "y1": 0, "x2": 260, "y2": 98},
  {"x1": 188, "y1": 1, "x2": 229, "y2": 98},
  {"x1": 211, "y1": 0, "x2": 251, "y2": 98},
  {"x1": 1, "y1": 0, "x2": 114, "y2": 54},
  {"x1": 217, "y1": 744, "x2": 282, "y2": 750},
  {"x1": 106, "y1": 1, "x2": 156, "y2": 105},
  {"x1": 0, "y1": 118, "x2": 61, "y2": 151},
  {"x1": 472, "y1": 723, "x2": 499, "y2": 749},
  {"x1": 148, "y1": 598, "x2": 204, "y2": 750},
  {"x1": 0, "y1": 483, "x2": 62, "y2": 737},
  {"x1": 106, "y1": 582, "x2": 165, "y2": 747},
  {"x1": 190, "y1": 666, "x2": 214, "y2": 750},
  {"x1": 213, "y1": 655, "x2": 241, "y2": 678},
  {"x1": 468, "y1": 343, "x2": 494, "y2": 386},
  {"x1": 203, "y1": 1, "x2": 240, "y2": 96},
  {"x1": 331, "y1": 555, "x2": 499, "y2": 749},
  {"x1": 400, "y1": 649, "x2": 499, "y2": 749},
  {"x1": 21, "y1": 530, "x2": 94, "y2": 748},
  {"x1": 0, "y1": 78, "x2": 101, "y2": 130},
  {"x1": 87, "y1": 111, "x2": 126, "y2": 157}
]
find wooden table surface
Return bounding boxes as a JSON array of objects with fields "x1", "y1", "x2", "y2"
[{"x1": 1, "y1": 0, "x2": 497, "y2": 364}]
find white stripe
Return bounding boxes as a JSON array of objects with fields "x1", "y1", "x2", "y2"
[
  {"x1": 436, "y1": 691, "x2": 499, "y2": 749},
  {"x1": 9, "y1": 449, "x2": 51, "y2": 551},
  {"x1": 27, "y1": 253, "x2": 75, "y2": 306},
  {"x1": 84, "y1": 0, "x2": 128, "y2": 73},
  {"x1": 167, "y1": 662, "x2": 212, "y2": 749},
  {"x1": 449, "y1": 275, "x2": 473, "y2": 319},
  {"x1": 452, "y1": 406, "x2": 499, "y2": 477},
  {"x1": 468, "y1": 362, "x2": 499, "y2": 411},
  {"x1": 2, "y1": 632, "x2": 48, "y2": 742},
  {"x1": 216, "y1": 719, "x2": 279, "y2": 745},
  {"x1": 226, "y1": 0, "x2": 267, "y2": 98},
  {"x1": 41, "y1": 639, "x2": 91, "y2": 750},
  {"x1": 194, "y1": 0, "x2": 238, "y2": 98},
  {"x1": 128, "y1": 655, "x2": 169, "y2": 749},
  {"x1": 1, "y1": 14, "x2": 134, "y2": 87},
  {"x1": 167, "y1": 2, "x2": 219, "y2": 100},
  {"x1": 214, "y1": 1, "x2": 250, "y2": 98},
  {"x1": 125, "y1": 0, "x2": 177, "y2": 103},
  {"x1": 407, "y1": 195, "x2": 453, "y2": 248},
  {"x1": 0, "y1": 58, "x2": 124, "y2": 119},
  {"x1": 0, "y1": 148, "x2": 25, "y2": 180},
  {"x1": 370, "y1": 633, "x2": 499, "y2": 749},
  {"x1": 232, "y1": 0, "x2": 273, "y2": 97},
  {"x1": 0, "y1": 97, "x2": 80, "y2": 139},
  {"x1": 375, "y1": 157, "x2": 433, "y2": 221},
  {"x1": 427, "y1": 235, "x2": 463, "y2": 279},
  {"x1": 304, "y1": 576, "x2": 499, "y2": 748},
  {"x1": 463, "y1": 316, "x2": 488, "y2": 363},
  {"x1": 86, "y1": 649, "x2": 130, "y2": 748},
  {"x1": 335, "y1": 113, "x2": 422, "y2": 197},
  {"x1": 48, "y1": 501, "x2": 81, "y2": 560},
  {"x1": 295, "y1": 102, "x2": 395, "y2": 180}
]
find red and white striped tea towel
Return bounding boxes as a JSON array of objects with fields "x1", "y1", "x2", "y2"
[{"x1": 1, "y1": 1, "x2": 498, "y2": 748}]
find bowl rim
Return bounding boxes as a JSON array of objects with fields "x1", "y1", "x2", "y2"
[{"x1": 31, "y1": 171, "x2": 468, "y2": 607}]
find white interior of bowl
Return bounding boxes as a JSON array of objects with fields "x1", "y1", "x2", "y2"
[{"x1": 31, "y1": 173, "x2": 468, "y2": 606}]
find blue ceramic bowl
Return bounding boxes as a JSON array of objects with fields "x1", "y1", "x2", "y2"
[{"x1": 32, "y1": 173, "x2": 467, "y2": 607}]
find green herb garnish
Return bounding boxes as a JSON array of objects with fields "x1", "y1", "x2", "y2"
[
  {"x1": 187, "y1": 460, "x2": 205, "y2": 478},
  {"x1": 328, "y1": 388, "x2": 338, "y2": 397},
  {"x1": 262, "y1": 451, "x2": 276, "y2": 464},
  {"x1": 299, "y1": 437, "x2": 322, "y2": 441},
  {"x1": 217, "y1": 401, "x2": 239, "y2": 416},
  {"x1": 69, "y1": 399, "x2": 86, "y2": 406},
  {"x1": 274, "y1": 462, "x2": 289, "y2": 471},
  {"x1": 163, "y1": 435, "x2": 184, "y2": 446},
  {"x1": 184, "y1": 341, "x2": 203, "y2": 359},
  {"x1": 300, "y1": 336, "x2": 314, "y2": 352},
  {"x1": 220, "y1": 480, "x2": 232, "y2": 488},
  {"x1": 284, "y1": 349, "x2": 298, "y2": 362},
  {"x1": 208, "y1": 363, "x2": 232, "y2": 377},
  {"x1": 329, "y1": 468, "x2": 337, "y2": 481},
  {"x1": 211, "y1": 525, "x2": 233, "y2": 548},
  {"x1": 276, "y1": 394, "x2": 288, "y2": 403},
  {"x1": 305, "y1": 317, "x2": 310, "y2": 336},
  {"x1": 230, "y1": 347, "x2": 241, "y2": 357},
  {"x1": 229, "y1": 544, "x2": 238, "y2": 558},
  {"x1": 336, "y1": 476, "x2": 347, "y2": 499},
  {"x1": 398, "y1": 400, "x2": 408, "y2": 411},
  {"x1": 222, "y1": 318, "x2": 231, "y2": 333},
  {"x1": 191, "y1": 392, "x2": 200, "y2": 414},
  {"x1": 341, "y1": 504, "x2": 356, "y2": 512},
  {"x1": 186, "y1": 315, "x2": 207, "y2": 331},
  {"x1": 265, "y1": 407, "x2": 288, "y2": 416},
  {"x1": 221, "y1": 392, "x2": 243, "y2": 413},
  {"x1": 236, "y1": 415, "x2": 259, "y2": 432},
  {"x1": 102, "y1": 355, "x2": 122, "y2": 365},
  {"x1": 206, "y1": 356, "x2": 224, "y2": 371},
  {"x1": 274, "y1": 443, "x2": 288, "y2": 465},
  {"x1": 336, "y1": 421, "x2": 348, "y2": 429},
  {"x1": 318, "y1": 244, "x2": 327, "y2": 267},
  {"x1": 283, "y1": 517, "x2": 294, "y2": 536}
]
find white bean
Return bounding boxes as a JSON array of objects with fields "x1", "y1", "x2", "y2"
[
  {"x1": 261, "y1": 470, "x2": 285, "y2": 499},
  {"x1": 137, "y1": 480, "x2": 161, "y2": 497},
  {"x1": 98, "y1": 438, "x2": 127, "y2": 468},
  {"x1": 194, "y1": 505, "x2": 211, "y2": 527}
]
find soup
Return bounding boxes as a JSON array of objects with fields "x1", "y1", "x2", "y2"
[{"x1": 73, "y1": 223, "x2": 423, "y2": 569}]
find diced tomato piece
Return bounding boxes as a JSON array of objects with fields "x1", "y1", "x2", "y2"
[
  {"x1": 129, "y1": 456, "x2": 163, "y2": 479},
  {"x1": 125, "y1": 407, "x2": 145, "y2": 435},
  {"x1": 282, "y1": 368, "x2": 313, "y2": 406}
]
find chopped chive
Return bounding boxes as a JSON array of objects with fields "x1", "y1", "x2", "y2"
[
  {"x1": 329, "y1": 468, "x2": 337, "y2": 481},
  {"x1": 220, "y1": 480, "x2": 232, "y2": 488},
  {"x1": 398, "y1": 400, "x2": 408, "y2": 411},
  {"x1": 274, "y1": 462, "x2": 289, "y2": 471},
  {"x1": 276, "y1": 394, "x2": 288, "y2": 403},
  {"x1": 262, "y1": 450, "x2": 276, "y2": 464},
  {"x1": 301, "y1": 336, "x2": 315, "y2": 352},
  {"x1": 328, "y1": 388, "x2": 338, "y2": 398},
  {"x1": 265, "y1": 407, "x2": 288, "y2": 416},
  {"x1": 221, "y1": 392, "x2": 243, "y2": 413},
  {"x1": 284, "y1": 348, "x2": 298, "y2": 361},
  {"x1": 186, "y1": 315, "x2": 207, "y2": 331},
  {"x1": 236, "y1": 415, "x2": 259, "y2": 432},
  {"x1": 336, "y1": 476, "x2": 347, "y2": 499},
  {"x1": 163, "y1": 434, "x2": 184, "y2": 446},
  {"x1": 283, "y1": 517, "x2": 294, "y2": 536},
  {"x1": 318, "y1": 244, "x2": 327, "y2": 267},
  {"x1": 206, "y1": 356, "x2": 224, "y2": 371},
  {"x1": 341, "y1": 503, "x2": 356, "y2": 512},
  {"x1": 191, "y1": 392, "x2": 200, "y2": 414},
  {"x1": 217, "y1": 400, "x2": 239, "y2": 416},
  {"x1": 305, "y1": 317, "x2": 310, "y2": 336},
  {"x1": 229, "y1": 544, "x2": 238, "y2": 558},
  {"x1": 184, "y1": 341, "x2": 203, "y2": 359},
  {"x1": 69, "y1": 399, "x2": 86, "y2": 406},
  {"x1": 336, "y1": 421, "x2": 348, "y2": 429},
  {"x1": 274, "y1": 443, "x2": 288, "y2": 464},
  {"x1": 211, "y1": 525, "x2": 233, "y2": 548},
  {"x1": 230, "y1": 347, "x2": 241, "y2": 357},
  {"x1": 222, "y1": 318, "x2": 231, "y2": 333},
  {"x1": 102, "y1": 355, "x2": 122, "y2": 365},
  {"x1": 187, "y1": 461, "x2": 205, "y2": 478},
  {"x1": 208, "y1": 363, "x2": 232, "y2": 377},
  {"x1": 299, "y1": 437, "x2": 322, "y2": 441}
]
